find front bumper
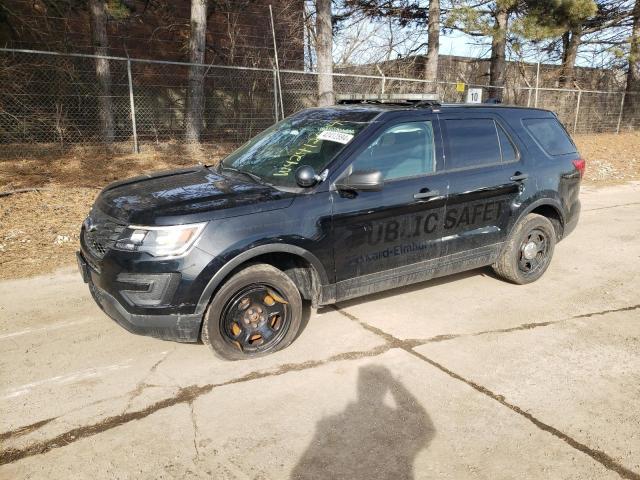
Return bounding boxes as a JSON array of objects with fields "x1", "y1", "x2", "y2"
[{"x1": 78, "y1": 251, "x2": 203, "y2": 342}]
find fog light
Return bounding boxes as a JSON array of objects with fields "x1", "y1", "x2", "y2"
[{"x1": 116, "y1": 273, "x2": 180, "y2": 307}]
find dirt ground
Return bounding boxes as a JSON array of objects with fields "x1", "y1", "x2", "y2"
[
  {"x1": 1, "y1": 182, "x2": 638, "y2": 479},
  {"x1": 0, "y1": 132, "x2": 639, "y2": 280}
]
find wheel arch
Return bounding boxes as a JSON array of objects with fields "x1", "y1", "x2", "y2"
[
  {"x1": 516, "y1": 199, "x2": 565, "y2": 240},
  {"x1": 195, "y1": 244, "x2": 329, "y2": 315}
]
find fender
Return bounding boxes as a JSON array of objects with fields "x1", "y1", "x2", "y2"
[
  {"x1": 513, "y1": 197, "x2": 565, "y2": 231},
  {"x1": 194, "y1": 244, "x2": 329, "y2": 315}
]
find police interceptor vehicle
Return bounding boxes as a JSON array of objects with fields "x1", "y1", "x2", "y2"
[{"x1": 78, "y1": 96, "x2": 584, "y2": 360}]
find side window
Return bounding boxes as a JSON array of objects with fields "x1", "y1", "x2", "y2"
[
  {"x1": 444, "y1": 118, "x2": 502, "y2": 169},
  {"x1": 350, "y1": 121, "x2": 436, "y2": 181},
  {"x1": 523, "y1": 117, "x2": 577, "y2": 156},
  {"x1": 496, "y1": 122, "x2": 519, "y2": 163}
]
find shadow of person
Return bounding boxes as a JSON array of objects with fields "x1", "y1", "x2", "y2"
[{"x1": 290, "y1": 364, "x2": 435, "y2": 480}]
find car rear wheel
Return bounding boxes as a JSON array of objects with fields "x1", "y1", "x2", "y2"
[
  {"x1": 202, "y1": 264, "x2": 303, "y2": 360},
  {"x1": 492, "y1": 213, "x2": 556, "y2": 285}
]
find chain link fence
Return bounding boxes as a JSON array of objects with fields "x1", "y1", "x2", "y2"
[{"x1": 1, "y1": 48, "x2": 638, "y2": 159}]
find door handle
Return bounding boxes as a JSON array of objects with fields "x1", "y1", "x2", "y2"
[
  {"x1": 510, "y1": 172, "x2": 529, "y2": 181},
  {"x1": 414, "y1": 190, "x2": 440, "y2": 200}
]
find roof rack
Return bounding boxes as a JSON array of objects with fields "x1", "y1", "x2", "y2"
[{"x1": 336, "y1": 93, "x2": 441, "y2": 108}]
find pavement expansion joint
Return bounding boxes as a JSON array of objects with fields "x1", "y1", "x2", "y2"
[
  {"x1": 0, "y1": 345, "x2": 392, "y2": 465},
  {"x1": 330, "y1": 304, "x2": 640, "y2": 480},
  {"x1": 2, "y1": 302, "x2": 638, "y2": 475}
]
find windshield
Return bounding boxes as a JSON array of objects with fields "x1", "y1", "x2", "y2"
[{"x1": 220, "y1": 108, "x2": 378, "y2": 188}]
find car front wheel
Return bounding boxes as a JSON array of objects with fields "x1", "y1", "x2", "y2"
[{"x1": 202, "y1": 264, "x2": 303, "y2": 360}]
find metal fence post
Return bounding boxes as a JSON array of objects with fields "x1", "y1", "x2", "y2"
[
  {"x1": 272, "y1": 68, "x2": 279, "y2": 122},
  {"x1": 573, "y1": 89, "x2": 582, "y2": 134},
  {"x1": 269, "y1": 5, "x2": 284, "y2": 119},
  {"x1": 375, "y1": 65, "x2": 385, "y2": 95},
  {"x1": 534, "y1": 61, "x2": 540, "y2": 108},
  {"x1": 616, "y1": 92, "x2": 626, "y2": 134},
  {"x1": 126, "y1": 58, "x2": 139, "y2": 153}
]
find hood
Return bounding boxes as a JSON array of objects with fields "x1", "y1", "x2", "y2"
[{"x1": 95, "y1": 166, "x2": 295, "y2": 225}]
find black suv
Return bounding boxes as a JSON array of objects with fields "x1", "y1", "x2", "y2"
[{"x1": 77, "y1": 101, "x2": 583, "y2": 360}]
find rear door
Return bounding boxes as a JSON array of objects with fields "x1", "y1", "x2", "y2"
[{"x1": 437, "y1": 113, "x2": 527, "y2": 268}]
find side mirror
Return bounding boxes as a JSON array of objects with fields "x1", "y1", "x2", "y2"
[
  {"x1": 295, "y1": 165, "x2": 321, "y2": 188},
  {"x1": 336, "y1": 170, "x2": 383, "y2": 192}
]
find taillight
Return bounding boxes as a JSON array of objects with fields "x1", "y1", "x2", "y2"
[{"x1": 572, "y1": 159, "x2": 586, "y2": 178}]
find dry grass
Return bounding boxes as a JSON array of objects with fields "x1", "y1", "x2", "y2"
[
  {"x1": 1, "y1": 133, "x2": 638, "y2": 280},
  {"x1": 0, "y1": 143, "x2": 230, "y2": 280},
  {"x1": 574, "y1": 133, "x2": 640, "y2": 184}
]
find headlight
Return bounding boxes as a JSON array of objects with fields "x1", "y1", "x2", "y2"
[{"x1": 114, "y1": 223, "x2": 206, "y2": 257}]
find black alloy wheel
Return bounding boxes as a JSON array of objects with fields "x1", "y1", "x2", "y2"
[
  {"x1": 492, "y1": 213, "x2": 557, "y2": 285},
  {"x1": 202, "y1": 263, "x2": 304, "y2": 360},
  {"x1": 220, "y1": 284, "x2": 290, "y2": 354},
  {"x1": 517, "y1": 228, "x2": 550, "y2": 277}
]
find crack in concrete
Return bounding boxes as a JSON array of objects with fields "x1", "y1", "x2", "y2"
[
  {"x1": 401, "y1": 304, "x2": 640, "y2": 345},
  {"x1": 406, "y1": 349, "x2": 640, "y2": 480},
  {"x1": 0, "y1": 418, "x2": 57, "y2": 443},
  {"x1": 331, "y1": 305, "x2": 640, "y2": 480},
  {"x1": 121, "y1": 350, "x2": 174, "y2": 415},
  {"x1": 405, "y1": 321, "x2": 557, "y2": 345},
  {"x1": 189, "y1": 401, "x2": 201, "y2": 462},
  {"x1": 573, "y1": 304, "x2": 640, "y2": 319},
  {"x1": 2, "y1": 302, "x2": 638, "y2": 469},
  {"x1": 0, "y1": 344, "x2": 390, "y2": 465},
  {"x1": 583, "y1": 202, "x2": 640, "y2": 212}
]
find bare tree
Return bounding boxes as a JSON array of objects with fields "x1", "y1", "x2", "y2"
[
  {"x1": 333, "y1": 12, "x2": 429, "y2": 69},
  {"x1": 89, "y1": 0, "x2": 114, "y2": 144},
  {"x1": 186, "y1": 0, "x2": 207, "y2": 143},
  {"x1": 625, "y1": 0, "x2": 639, "y2": 119},
  {"x1": 425, "y1": 0, "x2": 440, "y2": 88},
  {"x1": 339, "y1": 1, "x2": 440, "y2": 84},
  {"x1": 559, "y1": 28, "x2": 582, "y2": 86},
  {"x1": 489, "y1": 6, "x2": 509, "y2": 98},
  {"x1": 316, "y1": 0, "x2": 335, "y2": 106}
]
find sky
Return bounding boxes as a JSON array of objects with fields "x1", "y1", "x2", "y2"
[
  {"x1": 436, "y1": 31, "x2": 600, "y2": 67},
  {"x1": 439, "y1": 31, "x2": 489, "y2": 58}
]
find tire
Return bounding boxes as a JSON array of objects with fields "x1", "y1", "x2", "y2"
[
  {"x1": 201, "y1": 264, "x2": 303, "y2": 360},
  {"x1": 492, "y1": 213, "x2": 556, "y2": 285}
]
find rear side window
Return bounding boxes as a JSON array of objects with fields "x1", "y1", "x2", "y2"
[
  {"x1": 444, "y1": 118, "x2": 502, "y2": 169},
  {"x1": 523, "y1": 117, "x2": 576, "y2": 156},
  {"x1": 496, "y1": 123, "x2": 518, "y2": 163}
]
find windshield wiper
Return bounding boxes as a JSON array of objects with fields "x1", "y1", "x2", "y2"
[{"x1": 218, "y1": 165, "x2": 268, "y2": 186}]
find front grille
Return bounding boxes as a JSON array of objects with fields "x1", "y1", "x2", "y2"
[{"x1": 83, "y1": 208, "x2": 126, "y2": 259}]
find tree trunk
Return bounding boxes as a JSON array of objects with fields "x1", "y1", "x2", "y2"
[
  {"x1": 489, "y1": 8, "x2": 508, "y2": 100},
  {"x1": 424, "y1": 0, "x2": 440, "y2": 92},
  {"x1": 559, "y1": 28, "x2": 581, "y2": 88},
  {"x1": 89, "y1": 0, "x2": 114, "y2": 144},
  {"x1": 624, "y1": 0, "x2": 640, "y2": 123},
  {"x1": 316, "y1": 0, "x2": 334, "y2": 106},
  {"x1": 186, "y1": 0, "x2": 207, "y2": 143}
]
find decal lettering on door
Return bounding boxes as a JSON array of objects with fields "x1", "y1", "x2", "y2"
[{"x1": 345, "y1": 199, "x2": 507, "y2": 266}]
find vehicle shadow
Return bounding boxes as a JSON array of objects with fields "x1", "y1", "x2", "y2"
[{"x1": 290, "y1": 364, "x2": 435, "y2": 480}]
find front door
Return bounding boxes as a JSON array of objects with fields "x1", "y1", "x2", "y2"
[
  {"x1": 437, "y1": 114, "x2": 527, "y2": 270},
  {"x1": 330, "y1": 118, "x2": 448, "y2": 301}
]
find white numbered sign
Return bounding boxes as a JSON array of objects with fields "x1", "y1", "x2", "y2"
[{"x1": 466, "y1": 88, "x2": 483, "y2": 103}]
